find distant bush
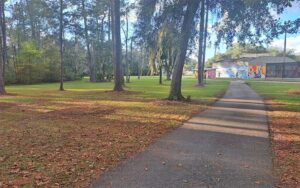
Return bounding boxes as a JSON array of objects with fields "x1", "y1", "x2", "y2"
[{"x1": 5, "y1": 40, "x2": 84, "y2": 84}]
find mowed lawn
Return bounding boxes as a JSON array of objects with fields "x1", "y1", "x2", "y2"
[
  {"x1": 248, "y1": 80, "x2": 300, "y2": 111},
  {"x1": 0, "y1": 77, "x2": 229, "y2": 187},
  {"x1": 248, "y1": 80, "x2": 300, "y2": 188}
]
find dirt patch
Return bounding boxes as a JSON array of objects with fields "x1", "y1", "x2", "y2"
[
  {"x1": 269, "y1": 110, "x2": 300, "y2": 187},
  {"x1": 288, "y1": 89, "x2": 300, "y2": 95}
]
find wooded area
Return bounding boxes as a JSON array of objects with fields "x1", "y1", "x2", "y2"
[{"x1": 0, "y1": 0, "x2": 299, "y2": 99}]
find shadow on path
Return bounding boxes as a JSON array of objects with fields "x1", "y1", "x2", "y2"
[{"x1": 90, "y1": 81, "x2": 274, "y2": 188}]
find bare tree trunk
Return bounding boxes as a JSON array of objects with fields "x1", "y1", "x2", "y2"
[
  {"x1": 138, "y1": 47, "x2": 143, "y2": 80},
  {"x1": 201, "y1": 0, "x2": 209, "y2": 84},
  {"x1": 149, "y1": 47, "x2": 157, "y2": 75},
  {"x1": 128, "y1": 37, "x2": 133, "y2": 82},
  {"x1": 0, "y1": 50, "x2": 4, "y2": 94},
  {"x1": 25, "y1": 0, "x2": 36, "y2": 40},
  {"x1": 0, "y1": 41, "x2": 5, "y2": 94},
  {"x1": 124, "y1": 11, "x2": 130, "y2": 83},
  {"x1": 0, "y1": 1, "x2": 6, "y2": 94},
  {"x1": 111, "y1": 0, "x2": 123, "y2": 91},
  {"x1": 99, "y1": 16, "x2": 106, "y2": 81},
  {"x1": 166, "y1": 47, "x2": 172, "y2": 80},
  {"x1": 82, "y1": 0, "x2": 96, "y2": 82},
  {"x1": 284, "y1": 30, "x2": 287, "y2": 57},
  {"x1": 108, "y1": 7, "x2": 111, "y2": 41},
  {"x1": 1, "y1": 3, "x2": 6, "y2": 77},
  {"x1": 159, "y1": 65, "x2": 162, "y2": 85},
  {"x1": 168, "y1": 0, "x2": 199, "y2": 100},
  {"x1": 59, "y1": 0, "x2": 64, "y2": 91},
  {"x1": 198, "y1": 0, "x2": 205, "y2": 86}
]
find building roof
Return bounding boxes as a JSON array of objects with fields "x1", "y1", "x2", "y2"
[
  {"x1": 240, "y1": 53, "x2": 272, "y2": 58},
  {"x1": 204, "y1": 68, "x2": 217, "y2": 70},
  {"x1": 213, "y1": 56, "x2": 297, "y2": 67},
  {"x1": 249, "y1": 56, "x2": 296, "y2": 65}
]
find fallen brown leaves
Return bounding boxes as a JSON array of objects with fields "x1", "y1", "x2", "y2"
[
  {"x1": 0, "y1": 102, "x2": 17, "y2": 110},
  {"x1": 288, "y1": 89, "x2": 300, "y2": 95},
  {"x1": 42, "y1": 106, "x2": 115, "y2": 119},
  {"x1": 0, "y1": 91, "x2": 207, "y2": 187},
  {"x1": 269, "y1": 110, "x2": 300, "y2": 188}
]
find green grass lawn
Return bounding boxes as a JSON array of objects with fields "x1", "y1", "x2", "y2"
[
  {"x1": 2, "y1": 76, "x2": 230, "y2": 103},
  {"x1": 0, "y1": 77, "x2": 230, "y2": 187},
  {"x1": 247, "y1": 80, "x2": 300, "y2": 111}
]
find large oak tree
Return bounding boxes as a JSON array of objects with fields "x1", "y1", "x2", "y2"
[{"x1": 168, "y1": 0, "x2": 199, "y2": 100}]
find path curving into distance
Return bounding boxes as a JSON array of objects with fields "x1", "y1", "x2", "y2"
[{"x1": 91, "y1": 80, "x2": 274, "y2": 188}]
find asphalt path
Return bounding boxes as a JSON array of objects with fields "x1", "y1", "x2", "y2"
[{"x1": 90, "y1": 80, "x2": 274, "y2": 188}]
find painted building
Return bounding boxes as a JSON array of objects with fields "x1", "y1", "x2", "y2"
[
  {"x1": 267, "y1": 62, "x2": 300, "y2": 78},
  {"x1": 248, "y1": 56, "x2": 296, "y2": 78},
  {"x1": 212, "y1": 56, "x2": 297, "y2": 79},
  {"x1": 204, "y1": 68, "x2": 216, "y2": 79},
  {"x1": 213, "y1": 58, "x2": 251, "y2": 79}
]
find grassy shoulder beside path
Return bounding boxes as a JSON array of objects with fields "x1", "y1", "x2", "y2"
[
  {"x1": 0, "y1": 77, "x2": 229, "y2": 187},
  {"x1": 248, "y1": 80, "x2": 300, "y2": 188}
]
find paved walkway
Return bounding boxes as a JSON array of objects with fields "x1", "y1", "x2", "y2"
[{"x1": 91, "y1": 81, "x2": 274, "y2": 188}]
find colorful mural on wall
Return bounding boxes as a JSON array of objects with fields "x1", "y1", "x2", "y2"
[
  {"x1": 216, "y1": 66, "x2": 248, "y2": 79},
  {"x1": 248, "y1": 65, "x2": 266, "y2": 78},
  {"x1": 205, "y1": 68, "x2": 216, "y2": 79},
  {"x1": 212, "y1": 56, "x2": 297, "y2": 79},
  {"x1": 237, "y1": 66, "x2": 248, "y2": 79}
]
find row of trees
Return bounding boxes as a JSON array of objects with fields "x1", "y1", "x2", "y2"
[
  {"x1": 0, "y1": 0, "x2": 299, "y2": 100},
  {"x1": 0, "y1": 0, "x2": 147, "y2": 93}
]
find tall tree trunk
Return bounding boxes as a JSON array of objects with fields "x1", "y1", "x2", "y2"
[
  {"x1": 125, "y1": 11, "x2": 130, "y2": 83},
  {"x1": 1, "y1": 2, "x2": 6, "y2": 77},
  {"x1": 82, "y1": 0, "x2": 96, "y2": 82},
  {"x1": 138, "y1": 47, "x2": 143, "y2": 80},
  {"x1": 198, "y1": 0, "x2": 205, "y2": 86},
  {"x1": 159, "y1": 65, "x2": 162, "y2": 85},
  {"x1": 168, "y1": 0, "x2": 199, "y2": 100},
  {"x1": 108, "y1": 7, "x2": 111, "y2": 41},
  {"x1": 283, "y1": 30, "x2": 287, "y2": 57},
  {"x1": 25, "y1": 0, "x2": 36, "y2": 40},
  {"x1": 111, "y1": 0, "x2": 123, "y2": 91},
  {"x1": 201, "y1": 0, "x2": 209, "y2": 83},
  {"x1": 108, "y1": 5, "x2": 112, "y2": 80},
  {"x1": 99, "y1": 16, "x2": 105, "y2": 81},
  {"x1": 166, "y1": 47, "x2": 172, "y2": 80},
  {"x1": 59, "y1": 0, "x2": 64, "y2": 91},
  {"x1": 128, "y1": 37, "x2": 133, "y2": 83},
  {"x1": 0, "y1": 50, "x2": 4, "y2": 94},
  {"x1": 149, "y1": 47, "x2": 157, "y2": 75},
  {"x1": 0, "y1": 1, "x2": 6, "y2": 94}
]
